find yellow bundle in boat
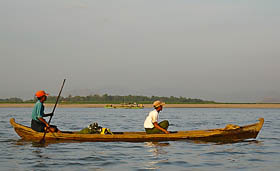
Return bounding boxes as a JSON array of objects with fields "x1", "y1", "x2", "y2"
[{"x1": 101, "y1": 128, "x2": 113, "y2": 135}]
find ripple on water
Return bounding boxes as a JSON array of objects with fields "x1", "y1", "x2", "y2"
[
  {"x1": 202, "y1": 150, "x2": 247, "y2": 156},
  {"x1": 168, "y1": 160, "x2": 189, "y2": 167}
]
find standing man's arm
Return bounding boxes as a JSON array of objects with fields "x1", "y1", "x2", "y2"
[{"x1": 43, "y1": 113, "x2": 54, "y2": 117}]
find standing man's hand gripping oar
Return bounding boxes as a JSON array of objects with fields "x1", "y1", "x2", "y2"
[{"x1": 38, "y1": 117, "x2": 54, "y2": 133}]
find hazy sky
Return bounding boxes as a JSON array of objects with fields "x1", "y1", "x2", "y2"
[{"x1": 1, "y1": 0, "x2": 280, "y2": 102}]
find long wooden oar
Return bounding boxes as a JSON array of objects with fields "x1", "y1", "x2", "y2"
[{"x1": 39, "y1": 79, "x2": 66, "y2": 143}]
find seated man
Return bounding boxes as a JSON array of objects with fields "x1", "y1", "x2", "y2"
[
  {"x1": 31, "y1": 90, "x2": 60, "y2": 133},
  {"x1": 144, "y1": 100, "x2": 169, "y2": 134}
]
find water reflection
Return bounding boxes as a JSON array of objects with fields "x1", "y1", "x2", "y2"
[
  {"x1": 144, "y1": 142, "x2": 170, "y2": 169},
  {"x1": 214, "y1": 139, "x2": 263, "y2": 145},
  {"x1": 13, "y1": 138, "x2": 83, "y2": 147},
  {"x1": 184, "y1": 139, "x2": 263, "y2": 145},
  {"x1": 12, "y1": 139, "x2": 32, "y2": 146},
  {"x1": 145, "y1": 142, "x2": 170, "y2": 149},
  {"x1": 32, "y1": 148, "x2": 45, "y2": 159},
  {"x1": 31, "y1": 148, "x2": 50, "y2": 168},
  {"x1": 12, "y1": 139, "x2": 51, "y2": 147},
  {"x1": 32, "y1": 142, "x2": 50, "y2": 148}
]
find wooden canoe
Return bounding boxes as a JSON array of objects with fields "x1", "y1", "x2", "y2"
[{"x1": 10, "y1": 118, "x2": 264, "y2": 143}]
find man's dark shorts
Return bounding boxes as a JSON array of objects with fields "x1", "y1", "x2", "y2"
[
  {"x1": 31, "y1": 119, "x2": 58, "y2": 132},
  {"x1": 145, "y1": 120, "x2": 169, "y2": 134}
]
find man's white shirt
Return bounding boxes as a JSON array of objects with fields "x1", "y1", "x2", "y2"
[{"x1": 144, "y1": 109, "x2": 159, "y2": 128}]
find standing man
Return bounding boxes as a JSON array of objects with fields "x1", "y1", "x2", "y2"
[
  {"x1": 31, "y1": 90, "x2": 60, "y2": 133},
  {"x1": 144, "y1": 100, "x2": 169, "y2": 134}
]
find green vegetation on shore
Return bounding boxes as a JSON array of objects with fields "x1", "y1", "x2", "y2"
[{"x1": 0, "y1": 94, "x2": 216, "y2": 104}]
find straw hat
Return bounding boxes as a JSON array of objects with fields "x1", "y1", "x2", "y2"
[{"x1": 153, "y1": 100, "x2": 165, "y2": 108}]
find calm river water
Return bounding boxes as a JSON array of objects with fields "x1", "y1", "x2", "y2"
[{"x1": 1, "y1": 107, "x2": 279, "y2": 170}]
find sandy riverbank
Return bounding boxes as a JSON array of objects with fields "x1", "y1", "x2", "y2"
[{"x1": 1, "y1": 103, "x2": 280, "y2": 108}]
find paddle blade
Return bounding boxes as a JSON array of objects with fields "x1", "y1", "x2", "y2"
[
  {"x1": 39, "y1": 131, "x2": 47, "y2": 144},
  {"x1": 39, "y1": 138, "x2": 45, "y2": 144}
]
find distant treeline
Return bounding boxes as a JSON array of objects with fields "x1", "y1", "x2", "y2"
[
  {"x1": 0, "y1": 94, "x2": 216, "y2": 104},
  {"x1": 0, "y1": 97, "x2": 24, "y2": 103}
]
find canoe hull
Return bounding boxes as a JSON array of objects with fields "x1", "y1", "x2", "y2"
[{"x1": 10, "y1": 118, "x2": 264, "y2": 143}]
